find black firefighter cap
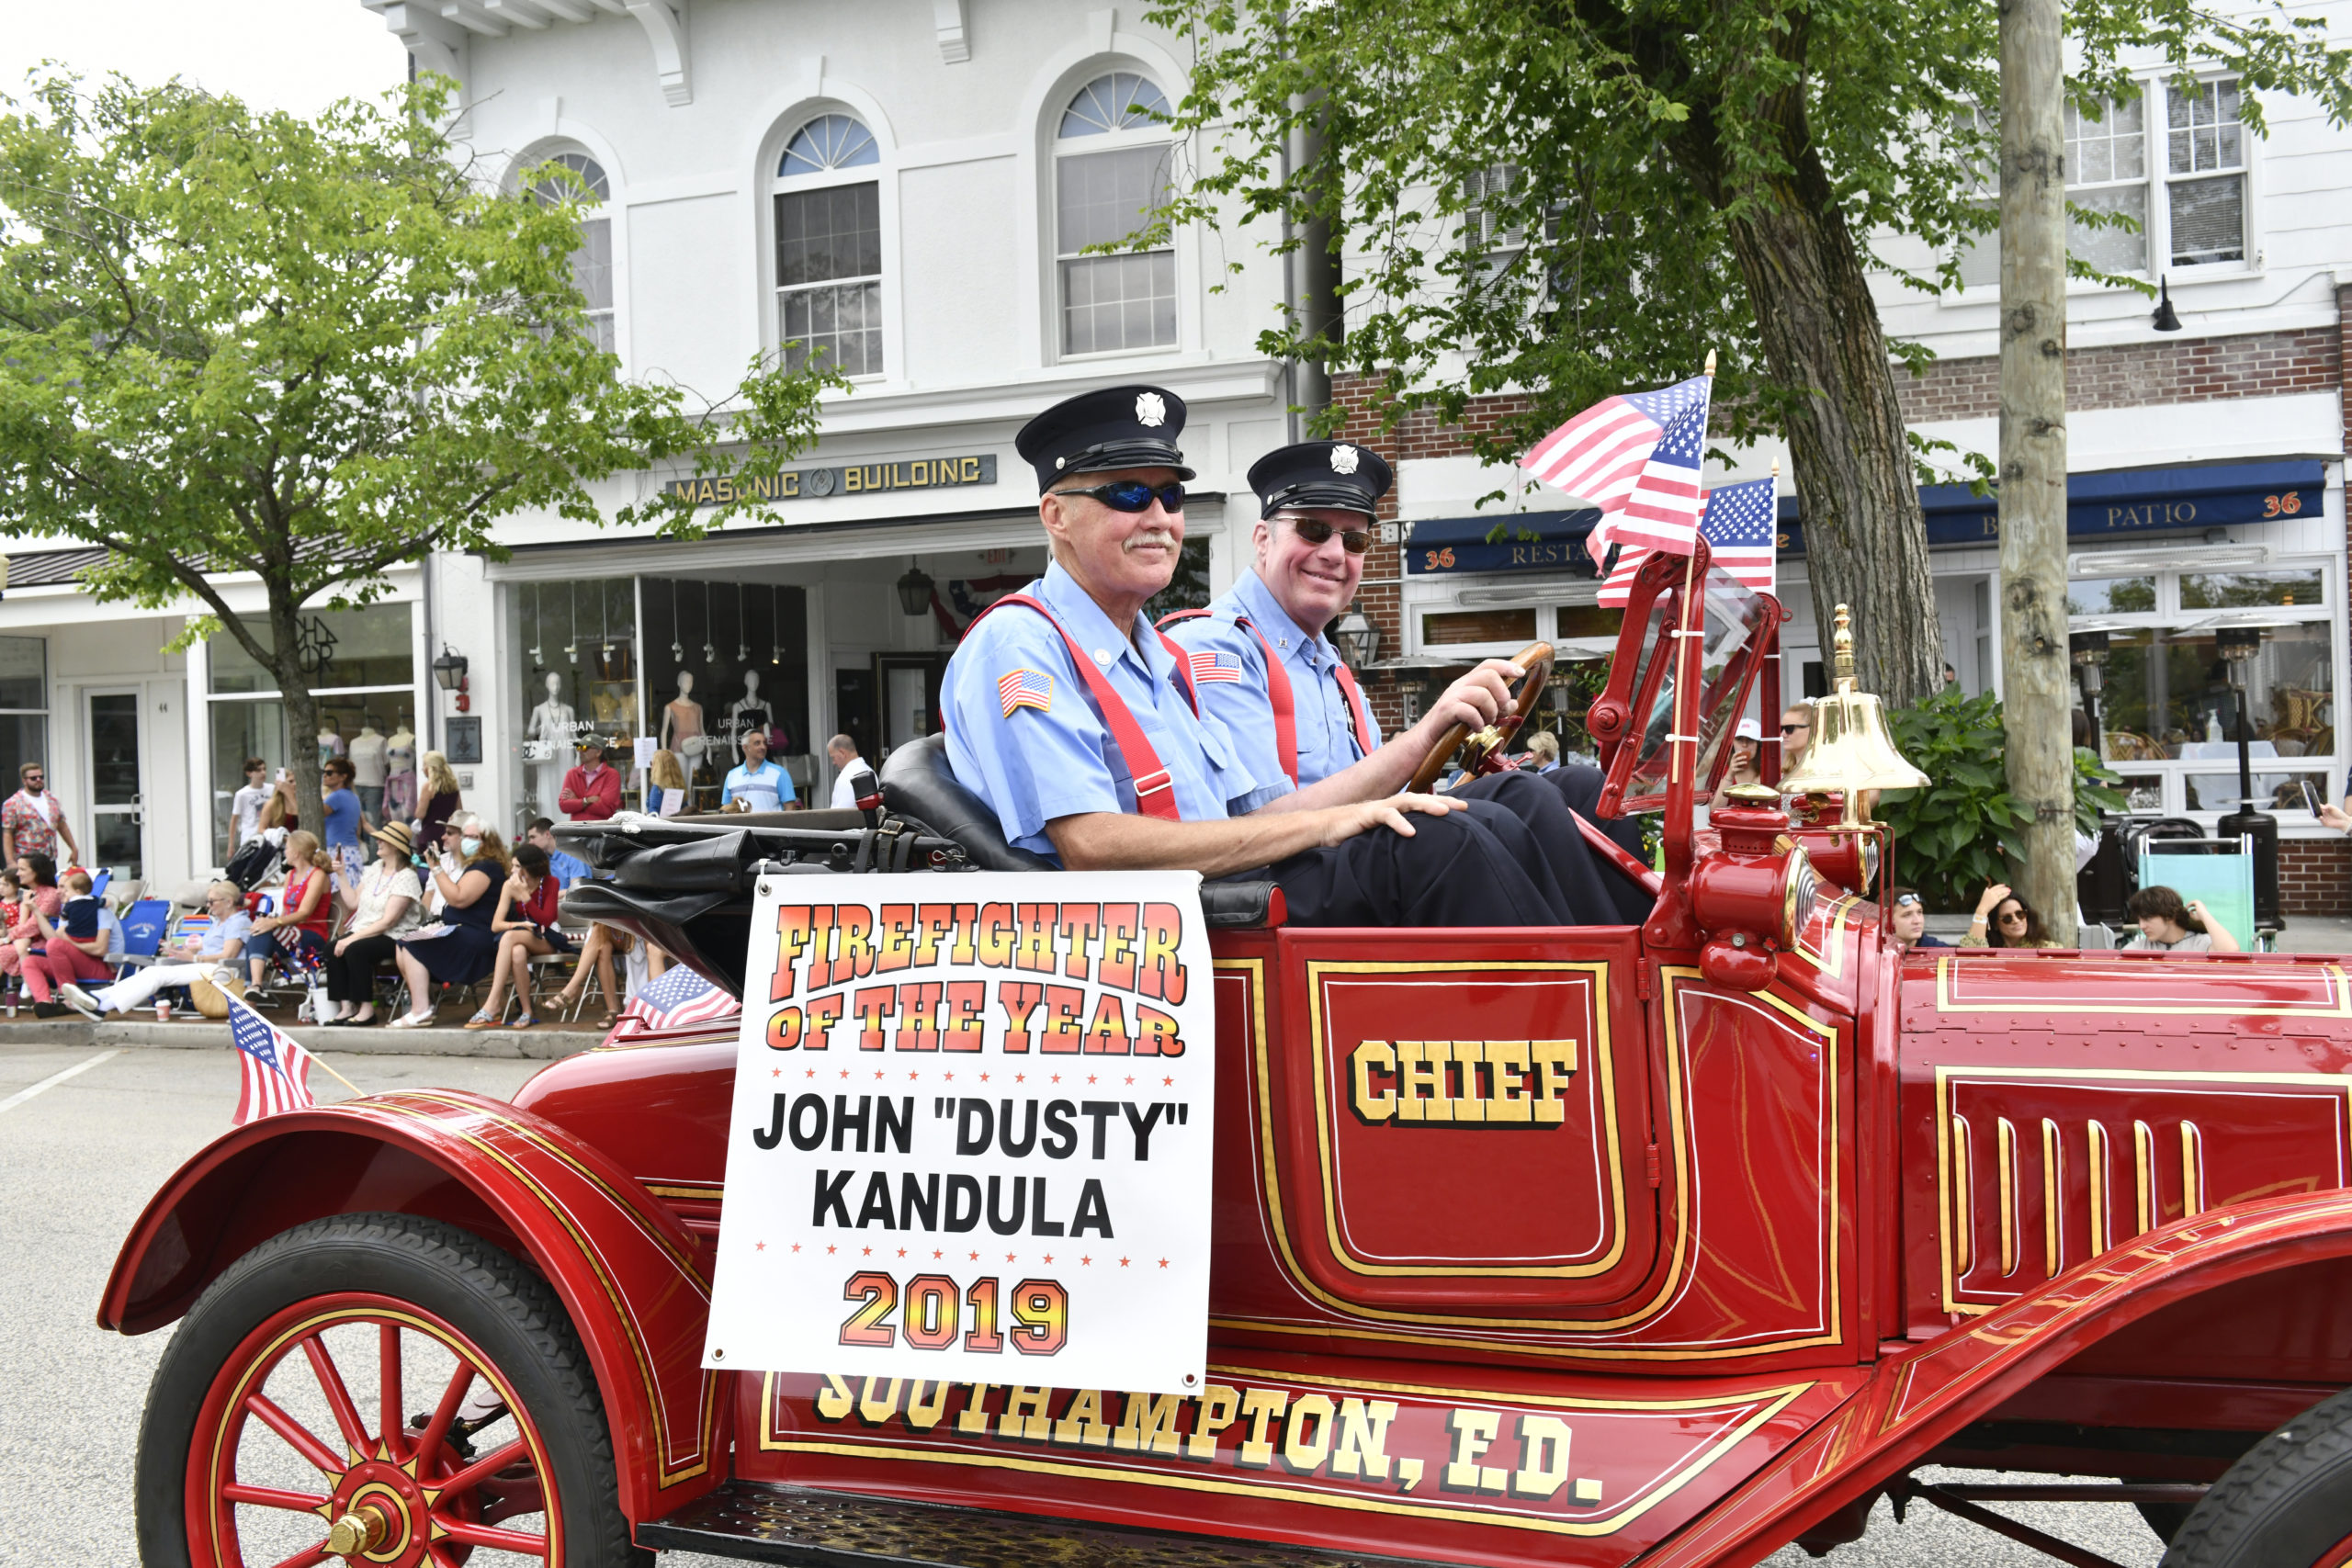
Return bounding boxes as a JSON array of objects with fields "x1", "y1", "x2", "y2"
[
  {"x1": 1248, "y1": 440, "x2": 1394, "y2": 520},
  {"x1": 1015, "y1": 384, "x2": 1194, "y2": 491}
]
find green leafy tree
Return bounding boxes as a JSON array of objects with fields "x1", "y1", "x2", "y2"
[
  {"x1": 1877, "y1": 688, "x2": 2125, "y2": 909},
  {"x1": 1146, "y1": 0, "x2": 2352, "y2": 705},
  {"x1": 0, "y1": 73, "x2": 842, "y2": 830}
]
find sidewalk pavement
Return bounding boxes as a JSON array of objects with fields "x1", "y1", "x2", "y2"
[{"x1": 0, "y1": 1011, "x2": 607, "y2": 1059}]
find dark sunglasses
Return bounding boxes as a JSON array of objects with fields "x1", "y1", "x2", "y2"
[
  {"x1": 1781, "y1": 722, "x2": 1810, "y2": 734},
  {"x1": 1053, "y1": 479, "x2": 1186, "y2": 513},
  {"x1": 1893, "y1": 893, "x2": 1923, "y2": 908},
  {"x1": 1283, "y1": 517, "x2": 1375, "y2": 555},
  {"x1": 1997, "y1": 906, "x2": 2029, "y2": 921}
]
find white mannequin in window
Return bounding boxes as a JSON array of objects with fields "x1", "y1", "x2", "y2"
[
  {"x1": 729, "y1": 671, "x2": 774, "y2": 764},
  {"x1": 525, "y1": 671, "x2": 577, "y2": 810},
  {"x1": 662, "y1": 672, "x2": 707, "y2": 786},
  {"x1": 348, "y1": 723, "x2": 390, "y2": 821}
]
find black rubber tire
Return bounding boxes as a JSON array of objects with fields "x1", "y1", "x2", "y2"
[
  {"x1": 134, "y1": 1211, "x2": 651, "y2": 1568},
  {"x1": 2162, "y1": 1384, "x2": 2352, "y2": 1566}
]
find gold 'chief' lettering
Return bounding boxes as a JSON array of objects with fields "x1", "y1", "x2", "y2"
[{"x1": 1350, "y1": 1039, "x2": 1577, "y2": 1125}]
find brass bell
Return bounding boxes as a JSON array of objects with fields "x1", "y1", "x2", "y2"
[{"x1": 1779, "y1": 605, "x2": 1930, "y2": 828}]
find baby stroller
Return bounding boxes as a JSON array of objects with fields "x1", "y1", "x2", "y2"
[{"x1": 222, "y1": 832, "x2": 283, "y2": 893}]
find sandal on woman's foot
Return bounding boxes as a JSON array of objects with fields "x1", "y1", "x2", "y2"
[
  {"x1": 462, "y1": 1009, "x2": 499, "y2": 1030},
  {"x1": 513, "y1": 1012, "x2": 536, "y2": 1029},
  {"x1": 387, "y1": 1010, "x2": 435, "y2": 1030}
]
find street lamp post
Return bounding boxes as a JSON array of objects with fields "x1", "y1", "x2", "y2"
[{"x1": 2215, "y1": 625, "x2": 2281, "y2": 934}]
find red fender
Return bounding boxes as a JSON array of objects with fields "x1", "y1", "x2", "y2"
[
  {"x1": 1647, "y1": 1188, "x2": 2352, "y2": 1568},
  {"x1": 99, "y1": 1089, "x2": 724, "y2": 1524}
]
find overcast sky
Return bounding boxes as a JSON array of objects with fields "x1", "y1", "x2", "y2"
[{"x1": 0, "y1": 0, "x2": 408, "y2": 118}]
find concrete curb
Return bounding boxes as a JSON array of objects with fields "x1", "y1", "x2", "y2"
[{"x1": 2, "y1": 1018, "x2": 605, "y2": 1060}]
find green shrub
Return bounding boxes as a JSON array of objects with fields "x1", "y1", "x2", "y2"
[{"x1": 1872, "y1": 688, "x2": 2125, "y2": 911}]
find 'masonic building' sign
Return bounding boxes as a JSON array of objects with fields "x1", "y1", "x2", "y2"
[{"x1": 670, "y1": 455, "x2": 999, "y2": 508}]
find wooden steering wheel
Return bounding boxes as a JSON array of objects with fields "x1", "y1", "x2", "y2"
[{"x1": 1407, "y1": 641, "x2": 1555, "y2": 794}]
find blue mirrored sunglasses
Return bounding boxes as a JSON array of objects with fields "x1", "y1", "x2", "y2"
[{"x1": 1054, "y1": 479, "x2": 1186, "y2": 513}]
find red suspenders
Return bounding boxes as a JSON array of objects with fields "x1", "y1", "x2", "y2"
[
  {"x1": 1159, "y1": 608, "x2": 1375, "y2": 787},
  {"x1": 966, "y1": 592, "x2": 1196, "y2": 821}
]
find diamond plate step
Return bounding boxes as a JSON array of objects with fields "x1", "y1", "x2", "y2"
[{"x1": 637, "y1": 1481, "x2": 1453, "y2": 1568}]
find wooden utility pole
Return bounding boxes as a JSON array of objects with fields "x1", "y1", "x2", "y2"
[{"x1": 1998, "y1": 0, "x2": 2075, "y2": 943}]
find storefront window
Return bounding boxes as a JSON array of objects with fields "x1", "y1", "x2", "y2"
[
  {"x1": 208, "y1": 605, "x2": 415, "y2": 694},
  {"x1": 2096, "y1": 620, "x2": 2333, "y2": 810},
  {"x1": 514, "y1": 579, "x2": 639, "y2": 827},
  {"x1": 2065, "y1": 576, "x2": 2155, "y2": 615},
  {"x1": 204, "y1": 604, "x2": 417, "y2": 866},
  {"x1": 0, "y1": 638, "x2": 50, "y2": 789},
  {"x1": 2180, "y1": 568, "x2": 2324, "y2": 609},
  {"x1": 639, "y1": 578, "x2": 811, "y2": 812}
]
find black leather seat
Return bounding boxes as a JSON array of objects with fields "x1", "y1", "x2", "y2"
[
  {"x1": 879, "y1": 735, "x2": 1056, "y2": 872},
  {"x1": 877, "y1": 734, "x2": 1281, "y2": 926}
]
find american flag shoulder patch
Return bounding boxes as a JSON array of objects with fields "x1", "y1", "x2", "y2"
[
  {"x1": 999, "y1": 668, "x2": 1054, "y2": 716},
  {"x1": 1189, "y1": 649, "x2": 1243, "y2": 683}
]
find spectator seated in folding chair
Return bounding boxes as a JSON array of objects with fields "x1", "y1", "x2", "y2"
[
  {"x1": 467, "y1": 843, "x2": 573, "y2": 1029},
  {"x1": 2121, "y1": 883, "x2": 2245, "y2": 953},
  {"x1": 243, "y1": 831, "x2": 334, "y2": 1006},
  {"x1": 0, "y1": 852, "x2": 62, "y2": 997},
  {"x1": 25, "y1": 870, "x2": 116, "y2": 1017},
  {"x1": 62, "y1": 883, "x2": 254, "y2": 1020},
  {"x1": 317, "y1": 821, "x2": 425, "y2": 1028}
]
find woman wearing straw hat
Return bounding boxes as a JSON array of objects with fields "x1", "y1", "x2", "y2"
[{"x1": 319, "y1": 819, "x2": 425, "y2": 1026}]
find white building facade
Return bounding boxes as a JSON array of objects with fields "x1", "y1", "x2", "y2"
[{"x1": 0, "y1": 0, "x2": 1306, "y2": 892}]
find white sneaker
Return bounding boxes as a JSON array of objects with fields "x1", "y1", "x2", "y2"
[{"x1": 57, "y1": 983, "x2": 104, "y2": 1021}]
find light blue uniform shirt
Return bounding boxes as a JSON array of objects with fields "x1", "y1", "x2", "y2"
[
  {"x1": 944, "y1": 560, "x2": 1259, "y2": 863},
  {"x1": 1163, "y1": 568, "x2": 1385, "y2": 811},
  {"x1": 721, "y1": 760, "x2": 795, "y2": 811}
]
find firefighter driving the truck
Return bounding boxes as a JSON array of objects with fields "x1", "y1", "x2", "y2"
[{"x1": 939, "y1": 382, "x2": 1621, "y2": 926}]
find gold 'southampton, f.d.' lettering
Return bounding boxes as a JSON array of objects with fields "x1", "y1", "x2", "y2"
[{"x1": 1349, "y1": 1040, "x2": 1578, "y2": 1124}]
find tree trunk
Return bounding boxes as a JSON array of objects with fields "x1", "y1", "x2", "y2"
[
  {"x1": 1720, "y1": 152, "x2": 1944, "y2": 708},
  {"x1": 1997, "y1": 0, "x2": 2075, "y2": 944},
  {"x1": 266, "y1": 591, "x2": 327, "y2": 852}
]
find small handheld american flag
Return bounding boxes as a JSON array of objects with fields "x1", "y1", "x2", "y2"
[
  {"x1": 613, "y1": 964, "x2": 742, "y2": 1039},
  {"x1": 1599, "y1": 477, "x2": 1780, "y2": 608},
  {"x1": 1519, "y1": 372, "x2": 1713, "y2": 558},
  {"x1": 226, "y1": 994, "x2": 317, "y2": 1125}
]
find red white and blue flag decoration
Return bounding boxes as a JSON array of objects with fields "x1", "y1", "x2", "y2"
[
  {"x1": 1599, "y1": 478, "x2": 1781, "y2": 608},
  {"x1": 998, "y1": 668, "x2": 1054, "y2": 717},
  {"x1": 613, "y1": 963, "x2": 741, "y2": 1039},
  {"x1": 226, "y1": 994, "x2": 316, "y2": 1124},
  {"x1": 1519, "y1": 373, "x2": 1713, "y2": 558},
  {"x1": 1188, "y1": 649, "x2": 1243, "y2": 684}
]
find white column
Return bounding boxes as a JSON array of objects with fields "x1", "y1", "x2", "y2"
[{"x1": 184, "y1": 631, "x2": 214, "y2": 873}]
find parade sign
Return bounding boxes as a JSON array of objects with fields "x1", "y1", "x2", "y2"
[{"x1": 703, "y1": 872, "x2": 1217, "y2": 1394}]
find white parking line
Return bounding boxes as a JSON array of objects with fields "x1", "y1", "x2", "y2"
[{"x1": 0, "y1": 1049, "x2": 123, "y2": 1114}]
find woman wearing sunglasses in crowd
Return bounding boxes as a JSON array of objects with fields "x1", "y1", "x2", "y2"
[
  {"x1": 1884, "y1": 887, "x2": 1951, "y2": 951},
  {"x1": 1962, "y1": 883, "x2": 2064, "y2": 948}
]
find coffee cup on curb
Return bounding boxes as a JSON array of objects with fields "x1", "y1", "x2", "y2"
[{"x1": 156, "y1": 999, "x2": 171, "y2": 1023}]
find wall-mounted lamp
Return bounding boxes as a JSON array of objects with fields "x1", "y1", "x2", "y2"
[
  {"x1": 1330, "y1": 607, "x2": 1382, "y2": 670},
  {"x1": 433, "y1": 646, "x2": 471, "y2": 712},
  {"x1": 2152, "y1": 275, "x2": 2182, "y2": 333}
]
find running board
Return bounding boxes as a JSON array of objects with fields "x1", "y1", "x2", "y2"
[{"x1": 638, "y1": 1481, "x2": 1452, "y2": 1568}]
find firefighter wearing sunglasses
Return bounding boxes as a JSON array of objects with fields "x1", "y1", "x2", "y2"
[{"x1": 940, "y1": 385, "x2": 1618, "y2": 926}]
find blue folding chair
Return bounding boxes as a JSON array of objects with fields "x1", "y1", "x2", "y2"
[
  {"x1": 90, "y1": 869, "x2": 112, "y2": 900},
  {"x1": 115, "y1": 897, "x2": 172, "y2": 979}
]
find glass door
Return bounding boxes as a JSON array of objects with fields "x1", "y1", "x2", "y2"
[{"x1": 85, "y1": 689, "x2": 143, "y2": 878}]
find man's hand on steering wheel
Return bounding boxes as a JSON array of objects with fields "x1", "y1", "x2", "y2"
[{"x1": 1411, "y1": 660, "x2": 1520, "y2": 743}]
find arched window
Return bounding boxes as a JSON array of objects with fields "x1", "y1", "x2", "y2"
[
  {"x1": 773, "y1": 114, "x2": 884, "y2": 376},
  {"x1": 527, "y1": 152, "x2": 615, "y2": 354},
  {"x1": 1054, "y1": 73, "x2": 1176, "y2": 355}
]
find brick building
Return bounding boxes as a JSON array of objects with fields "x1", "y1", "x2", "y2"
[{"x1": 1328, "y1": 66, "x2": 2352, "y2": 913}]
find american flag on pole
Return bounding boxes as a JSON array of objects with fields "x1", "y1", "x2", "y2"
[
  {"x1": 1599, "y1": 478, "x2": 1781, "y2": 607},
  {"x1": 613, "y1": 963, "x2": 741, "y2": 1039},
  {"x1": 226, "y1": 994, "x2": 316, "y2": 1125},
  {"x1": 1519, "y1": 374, "x2": 1713, "y2": 558}
]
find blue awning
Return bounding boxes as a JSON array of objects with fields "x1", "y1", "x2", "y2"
[{"x1": 1402, "y1": 510, "x2": 1600, "y2": 576}]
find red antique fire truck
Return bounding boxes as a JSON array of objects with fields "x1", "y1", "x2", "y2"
[{"x1": 107, "y1": 547, "x2": 2352, "y2": 1567}]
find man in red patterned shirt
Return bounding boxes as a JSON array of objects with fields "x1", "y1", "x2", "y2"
[{"x1": 1, "y1": 761, "x2": 78, "y2": 866}]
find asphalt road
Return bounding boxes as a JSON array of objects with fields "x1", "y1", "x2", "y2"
[{"x1": 0, "y1": 1039, "x2": 2173, "y2": 1567}]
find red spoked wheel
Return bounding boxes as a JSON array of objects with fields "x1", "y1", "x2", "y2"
[{"x1": 138, "y1": 1213, "x2": 647, "y2": 1568}]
